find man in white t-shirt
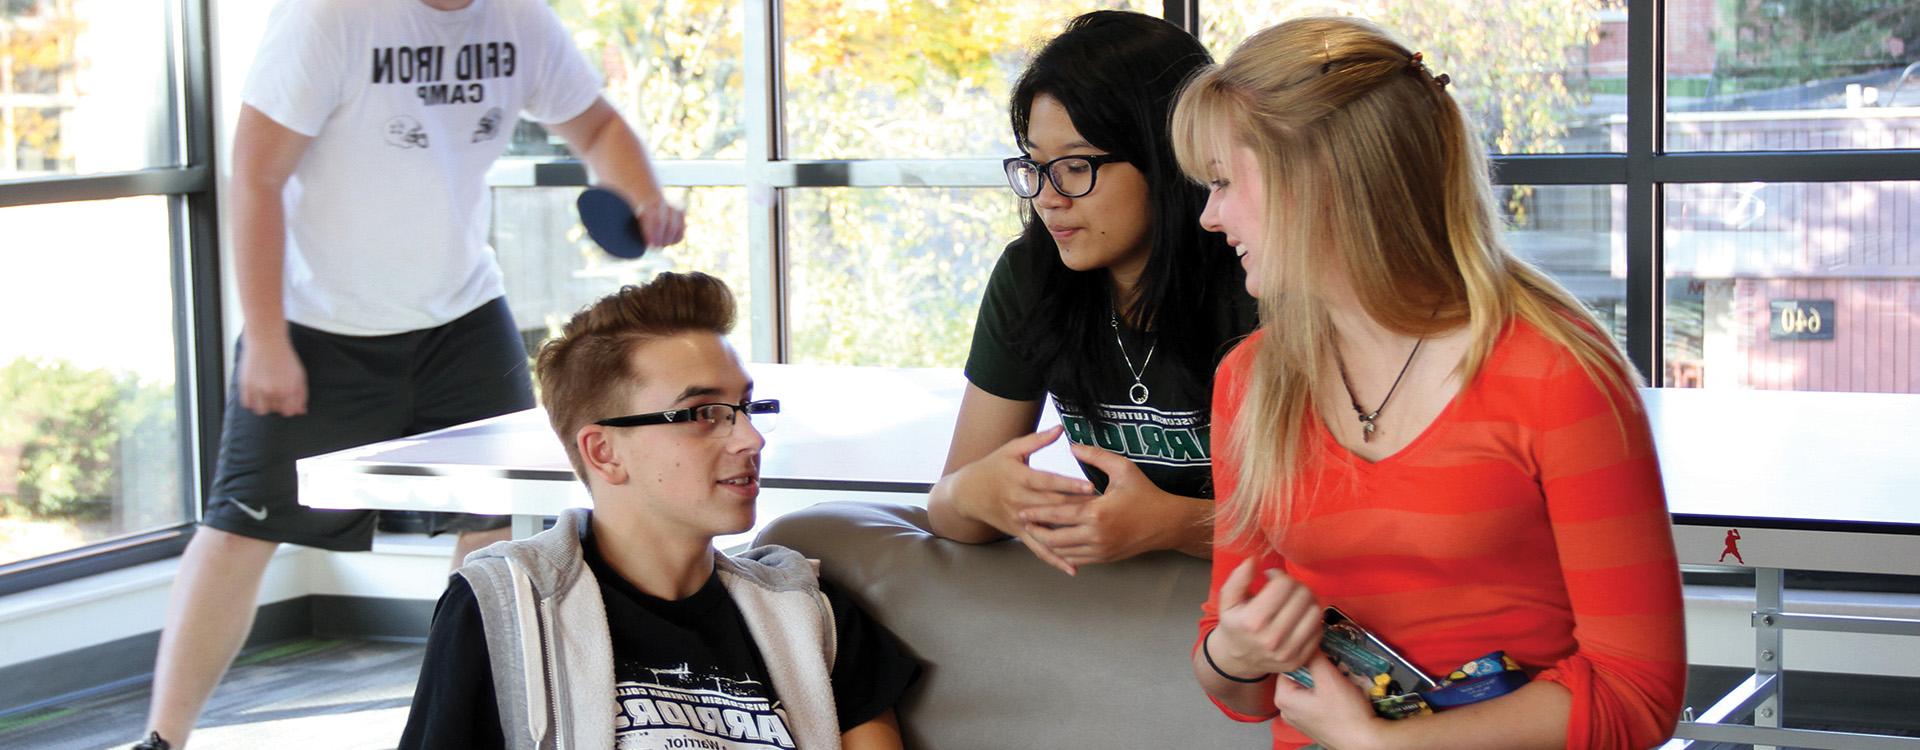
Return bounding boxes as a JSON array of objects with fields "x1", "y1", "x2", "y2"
[{"x1": 134, "y1": 1, "x2": 685, "y2": 747}]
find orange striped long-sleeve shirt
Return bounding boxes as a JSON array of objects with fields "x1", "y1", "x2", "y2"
[{"x1": 1200, "y1": 322, "x2": 1687, "y2": 749}]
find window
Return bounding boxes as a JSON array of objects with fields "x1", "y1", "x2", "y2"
[
  {"x1": 0, "y1": 0, "x2": 181, "y2": 178},
  {"x1": 782, "y1": 2, "x2": 1150, "y2": 159},
  {"x1": 0, "y1": 0, "x2": 212, "y2": 590},
  {"x1": 1667, "y1": 0, "x2": 1920, "y2": 151},
  {"x1": 491, "y1": 186, "x2": 755, "y2": 354},
  {"x1": 517, "y1": 1, "x2": 747, "y2": 160},
  {"x1": 1665, "y1": 181, "x2": 1920, "y2": 390},
  {"x1": 1201, "y1": 1, "x2": 1628, "y2": 155},
  {"x1": 1504, "y1": 185, "x2": 1630, "y2": 347},
  {"x1": 0, "y1": 198, "x2": 186, "y2": 567},
  {"x1": 486, "y1": 0, "x2": 1920, "y2": 395},
  {"x1": 785, "y1": 187, "x2": 1019, "y2": 366}
]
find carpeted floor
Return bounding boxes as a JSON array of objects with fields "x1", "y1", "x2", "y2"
[
  {"x1": 2, "y1": 639, "x2": 1916, "y2": 750},
  {"x1": 0, "y1": 639, "x2": 422, "y2": 750}
]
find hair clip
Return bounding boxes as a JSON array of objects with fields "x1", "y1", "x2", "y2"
[{"x1": 1408, "y1": 51, "x2": 1450, "y2": 89}]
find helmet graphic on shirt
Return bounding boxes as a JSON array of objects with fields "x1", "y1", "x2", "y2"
[
  {"x1": 473, "y1": 107, "x2": 504, "y2": 143},
  {"x1": 384, "y1": 116, "x2": 429, "y2": 149}
]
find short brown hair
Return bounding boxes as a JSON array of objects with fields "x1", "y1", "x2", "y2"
[{"x1": 533, "y1": 272, "x2": 737, "y2": 481}]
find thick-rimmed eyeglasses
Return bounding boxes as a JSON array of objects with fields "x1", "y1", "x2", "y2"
[
  {"x1": 1002, "y1": 154, "x2": 1129, "y2": 199},
  {"x1": 594, "y1": 399, "x2": 779, "y2": 437}
]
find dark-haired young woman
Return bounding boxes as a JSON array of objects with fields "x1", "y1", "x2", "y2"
[{"x1": 926, "y1": 10, "x2": 1256, "y2": 574}]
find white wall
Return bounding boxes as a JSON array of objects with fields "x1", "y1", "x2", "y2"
[{"x1": 0, "y1": 545, "x2": 313, "y2": 671}]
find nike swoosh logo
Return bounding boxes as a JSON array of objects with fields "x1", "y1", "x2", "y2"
[{"x1": 232, "y1": 500, "x2": 269, "y2": 521}]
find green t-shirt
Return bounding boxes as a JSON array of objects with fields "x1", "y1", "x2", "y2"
[{"x1": 963, "y1": 239, "x2": 1257, "y2": 499}]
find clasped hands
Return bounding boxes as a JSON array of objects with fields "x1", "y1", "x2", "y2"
[{"x1": 959, "y1": 426, "x2": 1185, "y2": 575}]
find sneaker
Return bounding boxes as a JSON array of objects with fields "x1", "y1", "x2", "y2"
[{"x1": 131, "y1": 731, "x2": 172, "y2": 750}]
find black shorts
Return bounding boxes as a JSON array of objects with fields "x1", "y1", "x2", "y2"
[{"x1": 202, "y1": 297, "x2": 533, "y2": 551}]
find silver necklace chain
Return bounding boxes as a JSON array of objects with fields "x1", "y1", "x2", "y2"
[{"x1": 1110, "y1": 311, "x2": 1156, "y2": 405}]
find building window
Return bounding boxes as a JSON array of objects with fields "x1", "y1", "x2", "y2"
[
  {"x1": 0, "y1": 0, "x2": 211, "y2": 589},
  {"x1": 485, "y1": 0, "x2": 1918, "y2": 394}
]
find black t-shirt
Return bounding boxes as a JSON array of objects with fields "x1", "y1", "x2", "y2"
[
  {"x1": 964, "y1": 238, "x2": 1257, "y2": 499},
  {"x1": 398, "y1": 531, "x2": 920, "y2": 750}
]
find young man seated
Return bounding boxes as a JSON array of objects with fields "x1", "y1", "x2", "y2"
[{"x1": 399, "y1": 272, "x2": 919, "y2": 749}]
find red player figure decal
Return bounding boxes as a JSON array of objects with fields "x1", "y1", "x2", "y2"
[{"x1": 1718, "y1": 529, "x2": 1745, "y2": 564}]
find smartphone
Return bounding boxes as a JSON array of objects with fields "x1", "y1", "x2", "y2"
[{"x1": 1319, "y1": 606, "x2": 1438, "y2": 693}]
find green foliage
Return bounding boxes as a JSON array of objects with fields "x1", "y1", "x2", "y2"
[
  {"x1": 0, "y1": 357, "x2": 173, "y2": 521},
  {"x1": 553, "y1": 0, "x2": 746, "y2": 159},
  {"x1": 1204, "y1": 0, "x2": 1606, "y2": 158},
  {"x1": 544, "y1": 1, "x2": 1609, "y2": 365},
  {"x1": 2, "y1": 0, "x2": 86, "y2": 168},
  {"x1": 542, "y1": 2, "x2": 1142, "y2": 366},
  {"x1": 785, "y1": 187, "x2": 1020, "y2": 366},
  {"x1": 1722, "y1": 0, "x2": 1920, "y2": 92}
]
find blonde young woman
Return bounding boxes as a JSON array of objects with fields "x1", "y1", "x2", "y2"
[{"x1": 1172, "y1": 18, "x2": 1686, "y2": 750}]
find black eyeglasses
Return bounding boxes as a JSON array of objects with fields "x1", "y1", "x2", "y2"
[
  {"x1": 1002, "y1": 154, "x2": 1130, "y2": 199},
  {"x1": 594, "y1": 399, "x2": 779, "y2": 437}
]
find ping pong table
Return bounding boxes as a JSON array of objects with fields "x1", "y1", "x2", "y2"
[
  {"x1": 296, "y1": 365, "x2": 1077, "y2": 544},
  {"x1": 297, "y1": 365, "x2": 1920, "y2": 749}
]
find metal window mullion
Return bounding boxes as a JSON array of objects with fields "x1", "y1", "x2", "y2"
[
  {"x1": 1623, "y1": 0, "x2": 1663, "y2": 381},
  {"x1": 1164, "y1": 0, "x2": 1198, "y2": 34},
  {"x1": 1490, "y1": 154, "x2": 1629, "y2": 185},
  {"x1": 0, "y1": 168, "x2": 208, "y2": 208},
  {"x1": 760, "y1": 159, "x2": 1003, "y2": 188},
  {"x1": 183, "y1": 0, "x2": 222, "y2": 515},
  {"x1": 745, "y1": 0, "x2": 786, "y2": 363},
  {"x1": 168, "y1": 191, "x2": 207, "y2": 524},
  {"x1": 1650, "y1": 150, "x2": 1920, "y2": 183}
]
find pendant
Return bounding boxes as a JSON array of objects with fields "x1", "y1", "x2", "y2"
[
  {"x1": 1128, "y1": 382, "x2": 1150, "y2": 405},
  {"x1": 1358, "y1": 412, "x2": 1378, "y2": 442}
]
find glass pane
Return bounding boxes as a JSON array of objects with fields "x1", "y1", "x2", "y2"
[
  {"x1": 787, "y1": 188, "x2": 1022, "y2": 365},
  {"x1": 513, "y1": 0, "x2": 746, "y2": 159},
  {"x1": 1504, "y1": 185, "x2": 1630, "y2": 350},
  {"x1": 1664, "y1": 181, "x2": 1920, "y2": 391},
  {"x1": 1666, "y1": 0, "x2": 1920, "y2": 151},
  {"x1": 0, "y1": 197, "x2": 186, "y2": 566},
  {"x1": 782, "y1": 1, "x2": 1152, "y2": 159},
  {"x1": 491, "y1": 186, "x2": 752, "y2": 354},
  {"x1": 1201, "y1": 2, "x2": 1625, "y2": 155},
  {"x1": 1, "y1": 0, "x2": 179, "y2": 178}
]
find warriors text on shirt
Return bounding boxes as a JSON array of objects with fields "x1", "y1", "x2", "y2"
[
  {"x1": 613, "y1": 667, "x2": 797, "y2": 750},
  {"x1": 1058, "y1": 402, "x2": 1211, "y2": 467}
]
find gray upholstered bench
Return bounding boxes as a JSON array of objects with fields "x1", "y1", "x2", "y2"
[{"x1": 755, "y1": 500, "x2": 1270, "y2": 748}]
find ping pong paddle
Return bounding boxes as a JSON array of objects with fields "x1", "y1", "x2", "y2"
[{"x1": 577, "y1": 187, "x2": 648, "y2": 259}]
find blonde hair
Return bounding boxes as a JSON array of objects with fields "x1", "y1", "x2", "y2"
[{"x1": 1171, "y1": 17, "x2": 1642, "y2": 543}]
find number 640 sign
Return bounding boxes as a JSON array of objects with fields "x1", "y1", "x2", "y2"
[{"x1": 1769, "y1": 299, "x2": 1834, "y2": 341}]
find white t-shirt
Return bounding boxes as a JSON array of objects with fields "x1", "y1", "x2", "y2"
[{"x1": 242, "y1": 0, "x2": 601, "y2": 336}]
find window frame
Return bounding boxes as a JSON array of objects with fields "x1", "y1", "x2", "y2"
[{"x1": 491, "y1": 0, "x2": 1920, "y2": 379}]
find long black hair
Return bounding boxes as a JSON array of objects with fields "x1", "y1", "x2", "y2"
[{"x1": 1009, "y1": 10, "x2": 1236, "y2": 413}]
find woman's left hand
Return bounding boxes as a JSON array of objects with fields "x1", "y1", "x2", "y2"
[
  {"x1": 1016, "y1": 442, "x2": 1199, "y2": 569},
  {"x1": 1271, "y1": 653, "x2": 1387, "y2": 750}
]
